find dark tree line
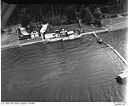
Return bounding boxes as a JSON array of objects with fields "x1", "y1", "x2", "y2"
[
  {"x1": 7, "y1": 5, "x2": 101, "y2": 26},
  {"x1": 1, "y1": 0, "x2": 127, "y2": 27},
  {"x1": 6, "y1": 0, "x2": 127, "y2": 26}
]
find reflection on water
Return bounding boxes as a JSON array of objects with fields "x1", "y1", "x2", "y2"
[{"x1": 1, "y1": 33, "x2": 126, "y2": 102}]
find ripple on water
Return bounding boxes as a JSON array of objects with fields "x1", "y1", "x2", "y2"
[{"x1": 1, "y1": 31, "x2": 126, "y2": 102}]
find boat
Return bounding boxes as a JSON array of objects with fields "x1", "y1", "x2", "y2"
[
  {"x1": 48, "y1": 37, "x2": 62, "y2": 42},
  {"x1": 62, "y1": 34, "x2": 82, "y2": 41},
  {"x1": 115, "y1": 69, "x2": 128, "y2": 84},
  {"x1": 45, "y1": 30, "x2": 82, "y2": 42}
]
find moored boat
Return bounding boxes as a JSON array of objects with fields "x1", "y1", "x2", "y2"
[{"x1": 115, "y1": 69, "x2": 128, "y2": 84}]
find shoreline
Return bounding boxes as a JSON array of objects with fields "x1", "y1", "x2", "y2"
[{"x1": 1, "y1": 19, "x2": 128, "y2": 50}]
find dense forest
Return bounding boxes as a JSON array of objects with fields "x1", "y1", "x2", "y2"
[{"x1": 2, "y1": 0, "x2": 127, "y2": 27}]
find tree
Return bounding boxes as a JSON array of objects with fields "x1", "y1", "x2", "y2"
[
  {"x1": 1, "y1": 2, "x2": 16, "y2": 27},
  {"x1": 82, "y1": 7, "x2": 95, "y2": 24}
]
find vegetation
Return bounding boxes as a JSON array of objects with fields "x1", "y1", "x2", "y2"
[{"x1": 6, "y1": 0, "x2": 127, "y2": 26}]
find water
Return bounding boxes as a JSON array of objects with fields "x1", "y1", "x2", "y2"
[
  {"x1": 1, "y1": 31, "x2": 126, "y2": 102},
  {"x1": 98, "y1": 29, "x2": 127, "y2": 59}
]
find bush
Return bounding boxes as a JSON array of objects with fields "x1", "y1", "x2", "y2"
[{"x1": 94, "y1": 19, "x2": 102, "y2": 27}]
